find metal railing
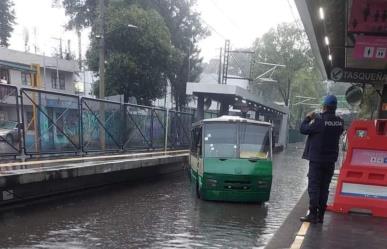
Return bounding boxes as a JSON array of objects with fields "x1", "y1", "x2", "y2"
[
  {"x1": 123, "y1": 104, "x2": 167, "y2": 150},
  {"x1": 20, "y1": 88, "x2": 81, "y2": 155},
  {"x1": 168, "y1": 110, "x2": 193, "y2": 148},
  {"x1": 81, "y1": 97, "x2": 122, "y2": 152},
  {"x1": 0, "y1": 84, "x2": 21, "y2": 156},
  {"x1": 0, "y1": 87, "x2": 194, "y2": 158}
]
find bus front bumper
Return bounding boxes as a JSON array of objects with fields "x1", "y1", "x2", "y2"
[{"x1": 200, "y1": 189, "x2": 270, "y2": 203}]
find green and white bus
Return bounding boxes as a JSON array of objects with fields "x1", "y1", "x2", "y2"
[{"x1": 190, "y1": 116, "x2": 273, "y2": 203}]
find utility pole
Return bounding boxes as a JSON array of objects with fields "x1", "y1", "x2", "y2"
[
  {"x1": 187, "y1": 41, "x2": 191, "y2": 83},
  {"x1": 286, "y1": 78, "x2": 291, "y2": 106},
  {"x1": 67, "y1": 39, "x2": 71, "y2": 59},
  {"x1": 52, "y1": 37, "x2": 63, "y2": 59},
  {"x1": 222, "y1": 40, "x2": 230, "y2": 84},
  {"x1": 77, "y1": 29, "x2": 82, "y2": 70},
  {"x1": 98, "y1": 0, "x2": 105, "y2": 99},
  {"x1": 59, "y1": 38, "x2": 63, "y2": 59},
  {"x1": 218, "y1": 47, "x2": 222, "y2": 84},
  {"x1": 98, "y1": 0, "x2": 106, "y2": 150}
]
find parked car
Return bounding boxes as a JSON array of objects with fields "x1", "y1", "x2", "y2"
[{"x1": 0, "y1": 120, "x2": 20, "y2": 144}]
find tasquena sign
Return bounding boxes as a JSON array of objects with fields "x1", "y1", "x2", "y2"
[{"x1": 330, "y1": 67, "x2": 387, "y2": 83}]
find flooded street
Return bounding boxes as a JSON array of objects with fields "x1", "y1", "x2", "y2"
[{"x1": 0, "y1": 145, "x2": 308, "y2": 249}]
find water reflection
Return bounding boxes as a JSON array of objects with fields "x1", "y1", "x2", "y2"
[{"x1": 0, "y1": 145, "x2": 308, "y2": 249}]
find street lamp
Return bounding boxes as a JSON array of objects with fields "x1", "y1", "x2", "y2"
[{"x1": 96, "y1": 24, "x2": 138, "y2": 39}]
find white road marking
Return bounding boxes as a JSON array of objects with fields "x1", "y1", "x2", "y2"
[{"x1": 289, "y1": 222, "x2": 310, "y2": 249}]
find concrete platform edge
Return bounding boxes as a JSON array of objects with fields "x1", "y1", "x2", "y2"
[
  {"x1": 0, "y1": 155, "x2": 188, "y2": 209},
  {"x1": 265, "y1": 190, "x2": 308, "y2": 249}
]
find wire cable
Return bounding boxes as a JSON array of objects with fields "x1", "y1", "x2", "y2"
[
  {"x1": 200, "y1": 18, "x2": 228, "y2": 40},
  {"x1": 208, "y1": 0, "x2": 241, "y2": 32}
]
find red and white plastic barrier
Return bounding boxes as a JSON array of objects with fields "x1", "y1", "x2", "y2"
[{"x1": 328, "y1": 119, "x2": 387, "y2": 217}]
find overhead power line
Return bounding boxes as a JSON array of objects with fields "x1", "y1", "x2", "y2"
[
  {"x1": 200, "y1": 18, "x2": 228, "y2": 40},
  {"x1": 208, "y1": 0, "x2": 241, "y2": 32}
]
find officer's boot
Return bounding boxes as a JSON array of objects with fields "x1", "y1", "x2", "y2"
[
  {"x1": 300, "y1": 207, "x2": 318, "y2": 224},
  {"x1": 318, "y1": 206, "x2": 326, "y2": 223}
]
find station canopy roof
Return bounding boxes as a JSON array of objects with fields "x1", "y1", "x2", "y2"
[
  {"x1": 186, "y1": 82, "x2": 287, "y2": 115},
  {"x1": 295, "y1": 0, "x2": 387, "y2": 85}
]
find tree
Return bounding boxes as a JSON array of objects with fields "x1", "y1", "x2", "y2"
[
  {"x1": 147, "y1": 0, "x2": 209, "y2": 109},
  {"x1": 251, "y1": 23, "x2": 315, "y2": 106},
  {"x1": 0, "y1": 0, "x2": 16, "y2": 47},
  {"x1": 60, "y1": 0, "x2": 98, "y2": 30},
  {"x1": 250, "y1": 23, "x2": 326, "y2": 128},
  {"x1": 289, "y1": 67, "x2": 325, "y2": 128},
  {"x1": 87, "y1": 4, "x2": 175, "y2": 105},
  {"x1": 59, "y1": 0, "x2": 208, "y2": 109}
]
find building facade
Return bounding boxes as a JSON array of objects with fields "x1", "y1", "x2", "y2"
[
  {"x1": 0, "y1": 48, "x2": 80, "y2": 154},
  {"x1": 0, "y1": 47, "x2": 79, "y2": 94}
]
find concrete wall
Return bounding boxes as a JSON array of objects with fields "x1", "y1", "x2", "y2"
[{"x1": 0, "y1": 153, "x2": 188, "y2": 209}]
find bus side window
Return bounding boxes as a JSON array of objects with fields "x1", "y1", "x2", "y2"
[
  {"x1": 191, "y1": 127, "x2": 202, "y2": 155},
  {"x1": 197, "y1": 129, "x2": 202, "y2": 157},
  {"x1": 191, "y1": 128, "x2": 197, "y2": 153}
]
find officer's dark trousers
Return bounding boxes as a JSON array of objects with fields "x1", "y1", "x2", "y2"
[{"x1": 307, "y1": 161, "x2": 335, "y2": 209}]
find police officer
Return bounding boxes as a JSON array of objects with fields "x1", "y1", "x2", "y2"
[{"x1": 299, "y1": 95, "x2": 344, "y2": 224}]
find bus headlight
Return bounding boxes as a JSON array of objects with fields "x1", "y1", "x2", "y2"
[
  {"x1": 206, "y1": 178, "x2": 218, "y2": 187},
  {"x1": 257, "y1": 180, "x2": 269, "y2": 188}
]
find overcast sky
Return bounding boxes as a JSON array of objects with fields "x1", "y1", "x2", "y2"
[{"x1": 9, "y1": 0, "x2": 300, "y2": 62}]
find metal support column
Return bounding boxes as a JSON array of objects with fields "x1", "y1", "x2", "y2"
[
  {"x1": 196, "y1": 95, "x2": 204, "y2": 121},
  {"x1": 219, "y1": 100, "x2": 229, "y2": 116}
]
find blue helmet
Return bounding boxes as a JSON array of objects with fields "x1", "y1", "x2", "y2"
[{"x1": 323, "y1": 95, "x2": 337, "y2": 106}]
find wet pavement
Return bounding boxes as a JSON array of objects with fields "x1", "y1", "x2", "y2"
[
  {"x1": 0, "y1": 145, "x2": 309, "y2": 249},
  {"x1": 301, "y1": 169, "x2": 387, "y2": 249},
  {"x1": 300, "y1": 211, "x2": 387, "y2": 249}
]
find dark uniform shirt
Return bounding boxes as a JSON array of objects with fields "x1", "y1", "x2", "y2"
[{"x1": 300, "y1": 110, "x2": 344, "y2": 163}]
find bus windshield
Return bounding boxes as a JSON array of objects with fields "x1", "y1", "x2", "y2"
[
  {"x1": 204, "y1": 123, "x2": 238, "y2": 158},
  {"x1": 239, "y1": 123, "x2": 271, "y2": 159}
]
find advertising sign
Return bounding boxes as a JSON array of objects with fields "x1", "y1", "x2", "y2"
[
  {"x1": 349, "y1": 0, "x2": 387, "y2": 33},
  {"x1": 330, "y1": 67, "x2": 387, "y2": 83},
  {"x1": 353, "y1": 36, "x2": 387, "y2": 59}
]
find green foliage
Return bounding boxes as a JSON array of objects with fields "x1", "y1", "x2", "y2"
[
  {"x1": 330, "y1": 82, "x2": 349, "y2": 96},
  {"x1": 61, "y1": 0, "x2": 98, "y2": 30},
  {"x1": 60, "y1": 0, "x2": 208, "y2": 108},
  {"x1": 250, "y1": 23, "x2": 326, "y2": 127},
  {"x1": 149, "y1": 0, "x2": 209, "y2": 109},
  {"x1": 251, "y1": 23, "x2": 316, "y2": 105},
  {"x1": 87, "y1": 4, "x2": 174, "y2": 105},
  {"x1": 0, "y1": 0, "x2": 16, "y2": 47},
  {"x1": 358, "y1": 86, "x2": 380, "y2": 119},
  {"x1": 290, "y1": 67, "x2": 325, "y2": 128}
]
